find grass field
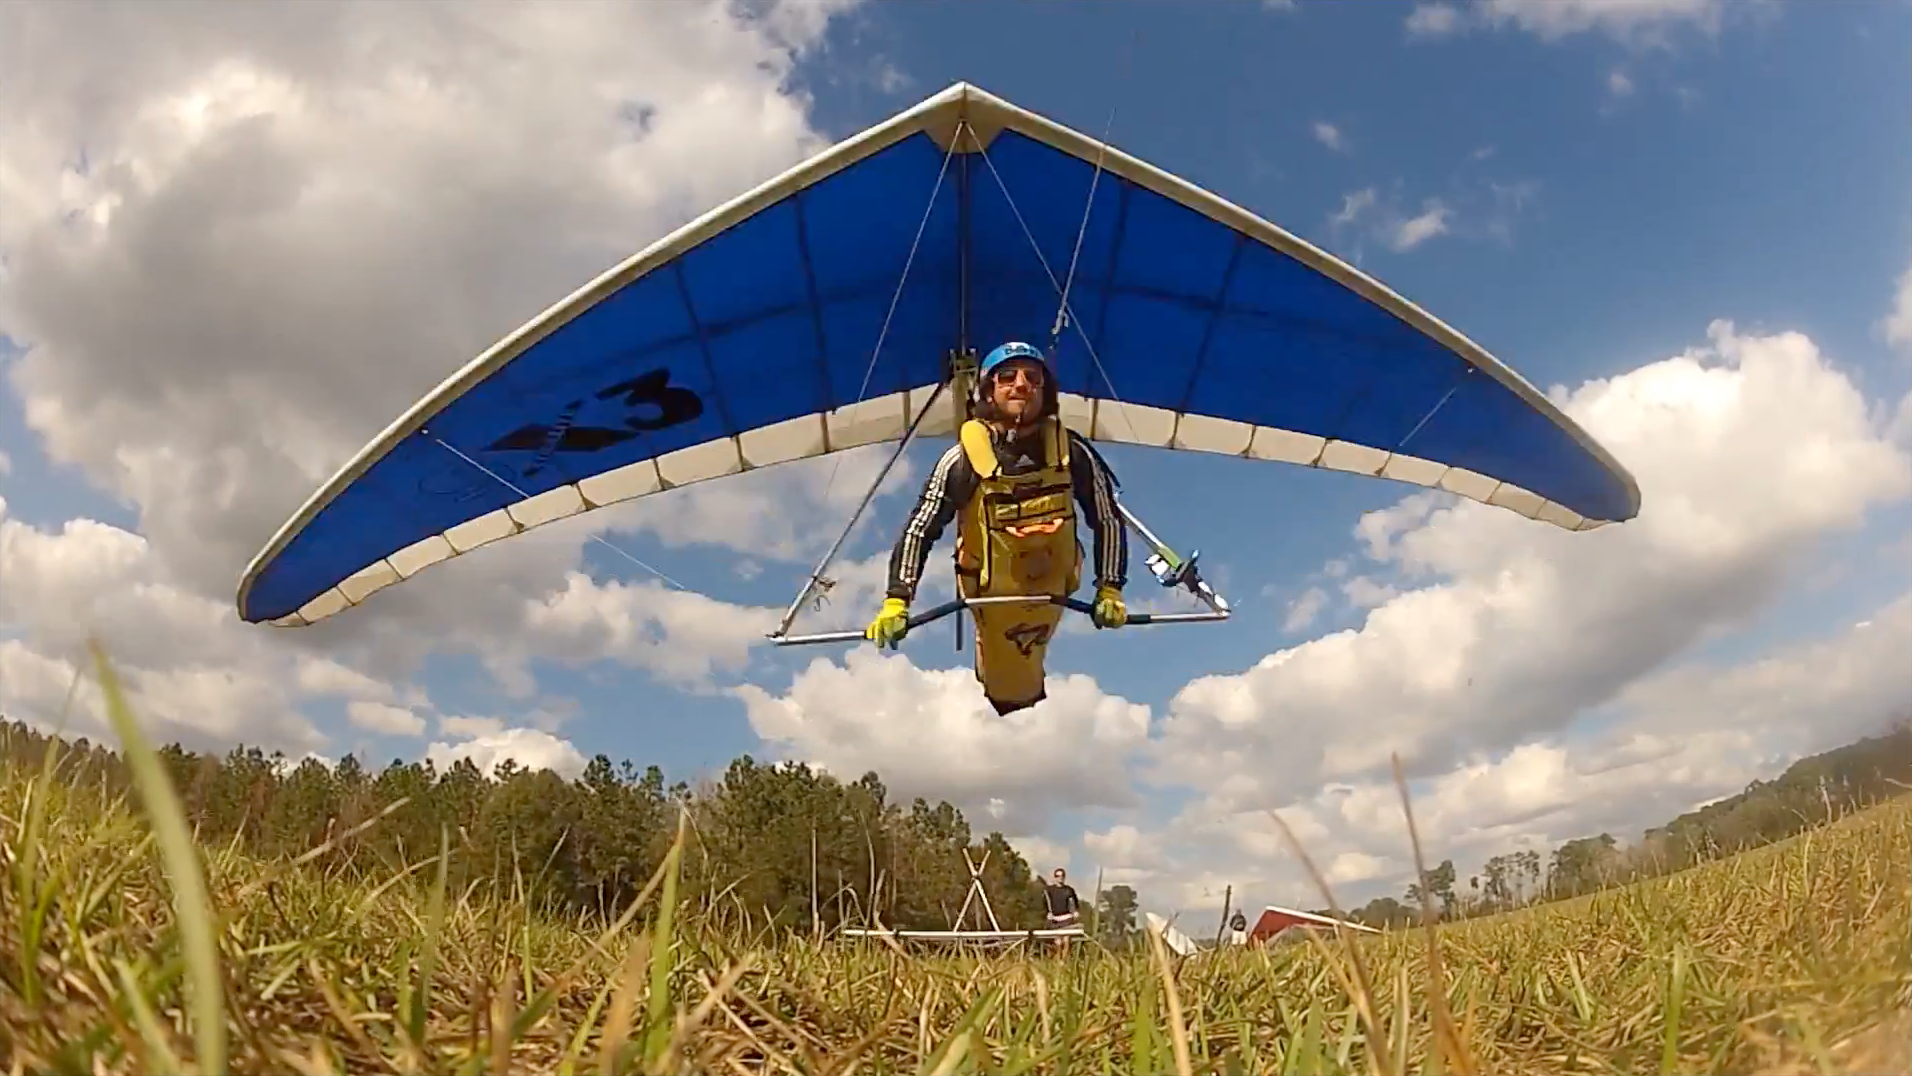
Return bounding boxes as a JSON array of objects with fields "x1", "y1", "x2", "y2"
[{"x1": 2, "y1": 661, "x2": 1909, "y2": 1074}]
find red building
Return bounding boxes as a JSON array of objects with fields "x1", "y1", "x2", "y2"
[{"x1": 1248, "y1": 905, "x2": 1382, "y2": 945}]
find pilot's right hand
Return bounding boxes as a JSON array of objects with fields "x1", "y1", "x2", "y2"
[{"x1": 865, "y1": 597, "x2": 910, "y2": 649}]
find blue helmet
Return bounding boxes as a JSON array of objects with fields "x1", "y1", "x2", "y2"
[
  {"x1": 975, "y1": 340, "x2": 1057, "y2": 419},
  {"x1": 980, "y1": 340, "x2": 1047, "y2": 379}
]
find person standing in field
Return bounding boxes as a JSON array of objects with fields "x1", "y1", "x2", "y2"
[{"x1": 1043, "y1": 867, "x2": 1081, "y2": 953}]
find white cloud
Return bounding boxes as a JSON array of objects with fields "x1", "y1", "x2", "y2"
[
  {"x1": 0, "y1": 0, "x2": 873, "y2": 752},
  {"x1": 1152, "y1": 322, "x2": 1911, "y2": 820},
  {"x1": 295, "y1": 654, "x2": 398, "y2": 703},
  {"x1": 0, "y1": 495, "x2": 327, "y2": 753},
  {"x1": 1329, "y1": 186, "x2": 1493, "y2": 255},
  {"x1": 516, "y1": 571, "x2": 777, "y2": 688},
  {"x1": 1409, "y1": 0, "x2": 1738, "y2": 44},
  {"x1": 1311, "y1": 121, "x2": 1347, "y2": 153},
  {"x1": 1283, "y1": 587, "x2": 1329, "y2": 634},
  {"x1": 1405, "y1": 3, "x2": 1464, "y2": 37},
  {"x1": 1476, "y1": 0, "x2": 1731, "y2": 43},
  {"x1": 439, "y1": 714, "x2": 504, "y2": 738},
  {"x1": 1607, "y1": 67, "x2": 1636, "y2": 97},
  {"x1": 733, "y1": 647, "x2": 1151, "y2": 833},
  {"x1": 1243, "y1": 578, "x2": 1912, "y2": 902},
  {"x1": 1388, "y1": 200, "x2": 1452, "y2": 251},
  {"x1": 1341, "y1": 575, "x2": 1399, "y2": 609},
  {"x1": 1083, "y1": 822, "x2": 1169, "y2": 888},
  {"x1": 1612, "y1": 589, "x2": 1912, "y2": 759},
  {"x1": 1881, "y1": 262, "x2": 1912, "y2": 354},
  {"x1": 425, "y1": 727, "x2": 588, "y2": 781},
  {"x1": 346, "y1": 699, "x2": 426, "y2": 738},
  {"x1": 1010, "y1": 834, "x2": 1072, "y2": 875},
  {"x1": 0, "y1": 634, "x2": 324, "y2": 757},
  {"x1": 1330, "y1": 188, "x2": 1376, "y2": 230}
]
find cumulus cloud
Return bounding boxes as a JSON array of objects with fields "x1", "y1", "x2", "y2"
[
  {"x1": 295, "y1": 654, "x2": 403, "y2": 704},
  {"x1": 1282, "y1": 587, "x2": 1329, "y2": 634},
  {"x1": 1612, "y1": 591, "x2": 1912, "y2": 760},
  {"x1": 439, "y1": 714, "x2": 504, "y2": 739},
  {"x1": 1083, "y1": 823, "x2": 1171, "y2": 888},
  {"x1": 1311, "y1": 121, "x2": 1347, "y2": 153},
  {"x1": 733, "y1": 647, "x2": 1151, "y2": 833},
  {"x1": 425, "y1": 726, "x2": 589, "y2": 781},
  {"x1": 1155, "y1": 628, "x2": 1886, "y2": 912},
  {"x1": 0, "y1": 0, "x2": 873, "y2": 750},
  {"x1": 346, "y1": 700, "x2": 426, "y2": 738},
  {"x1": 1010, "y1": 834, "x2": 1072, "y2": 875},
  {"x1": 0, "y1": 634, "x2": 325, "y2": 756},
  {"x1": 516, "y1": 572, "x2": 778, "y2": 689},
  {"x1": 1882, "y1": 262, "x2": 1912, "y2": 355},
  {"x1": 1151, "y1": 322, "x2": 1910, "y2": 833},
  {"x1": 0, "y1": 494, "x2": 327, "y2": 752}
]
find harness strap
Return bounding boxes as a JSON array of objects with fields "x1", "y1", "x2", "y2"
[{"x1": 958, "y1": 416, "x2": 1070, "y2": 478}]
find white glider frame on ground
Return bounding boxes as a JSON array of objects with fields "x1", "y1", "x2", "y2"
[{"x1": 838, "y1": 847, "x2": 1087, "y2": 949}]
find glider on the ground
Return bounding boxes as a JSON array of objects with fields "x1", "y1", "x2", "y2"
[{"x1": 234, "y1": 82, "x2": 1639, "y2": 644}]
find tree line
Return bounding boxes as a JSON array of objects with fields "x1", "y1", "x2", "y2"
[
  {"x1": 1341, "y1": 719, "x2": 1912, "y2": 929},
  {"x1": 0, "y1": 721, "x2": 1075, "y2": 934},
  {"x1": 5, "y1": 716, "x2": 1908, "y2": 938}
]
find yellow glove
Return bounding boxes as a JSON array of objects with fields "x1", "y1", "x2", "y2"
[
  {"x1": 865, "y1": 597, "x2": 910, "y2": 649},
  {"x1": 1091, "y1": 584, "x2": 1127, "y2": 629}
]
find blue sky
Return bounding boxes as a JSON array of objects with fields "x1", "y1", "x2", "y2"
[{"x1": 4, "y1": 0, "x2": 1912, "y2": 912}]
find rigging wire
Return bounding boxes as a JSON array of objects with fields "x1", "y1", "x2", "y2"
[
  {"x1": 971, "y1": 137, "x2": 1141, "y2": 448},
  {"x1": 1050, "y1": 106, "x2": 1117, "y2": 355},
  {"x1": 816, "y1": 131, "x2": 963, "y2": 510},
  {"x1": 775, "y1": 128, "x2": 965, "y2": 631},
  {"x1": 429, "y1": 435, "x2": 691, "y2": 592},
  {"x1": 974, "y1": 24, "x2": 1145, "y2": 446}
]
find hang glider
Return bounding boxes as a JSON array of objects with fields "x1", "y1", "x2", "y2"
[{"x1": 235, "y1": 80, "x2": 1639, "y2": 630}]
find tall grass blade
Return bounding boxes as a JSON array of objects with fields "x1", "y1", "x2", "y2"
[{"x1": 91, "y1": 641, "x2": 226, "y2": 1076}]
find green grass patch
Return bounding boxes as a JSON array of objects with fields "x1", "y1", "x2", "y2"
[{"x1": 1, "y1": 658, "x2": 1907, "y2": 1073}]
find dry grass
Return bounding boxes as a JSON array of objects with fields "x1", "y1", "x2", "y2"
[{"x1": 0, "y1": 648, "x2": 1907, "y2": 1074}]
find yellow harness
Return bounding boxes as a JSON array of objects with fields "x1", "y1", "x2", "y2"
[{"x1": 954, "y1": 416, "x2": 1081, "y2": 597}]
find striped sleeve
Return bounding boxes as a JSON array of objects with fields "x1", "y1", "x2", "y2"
[
  {"x1": 885, "y1": 443, "x2": 975, "y2": 601},
  {"x1": 1068, "y1": 431, "x2": 1128, "y2": 591}
]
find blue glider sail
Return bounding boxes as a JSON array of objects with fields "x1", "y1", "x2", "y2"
[{"x1": 237, "y1": 82, "x2": 1640, "y2": 627}]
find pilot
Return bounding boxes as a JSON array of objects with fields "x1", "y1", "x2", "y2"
[{"x1": 866, "y1": 341, "x2": 1128, "y2": 715}]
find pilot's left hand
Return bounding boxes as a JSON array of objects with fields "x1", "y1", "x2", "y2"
[{"x1": 1091, "y1": 584, "x2": 1127, "y2": 629}]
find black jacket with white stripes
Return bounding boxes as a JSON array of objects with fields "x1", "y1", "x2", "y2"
[{"x1": 884, "y1": 424, "x2": 1127, "y2": 602}]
